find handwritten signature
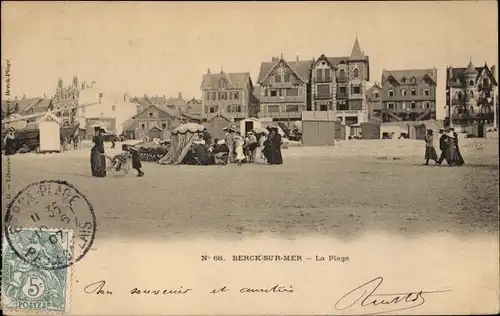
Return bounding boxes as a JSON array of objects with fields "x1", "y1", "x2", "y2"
[{"x1": 334, "y1": 277, "x2": 451, "y2": 315}]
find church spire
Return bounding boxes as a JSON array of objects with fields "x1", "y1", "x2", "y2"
[{"x1": 349, "y1": 35, "x2": 364, "y2": 60}]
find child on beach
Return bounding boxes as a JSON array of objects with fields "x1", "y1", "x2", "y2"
[
  {"x1": 234, "y1": 135, "x2": 245, "y2": 166},
  {"x1": 129, "y1": 146, "x2": 144, "y2": 177}
]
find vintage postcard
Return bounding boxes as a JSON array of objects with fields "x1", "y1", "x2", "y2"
[{"x1": 1, "y1": 1, "x2": 499, "y2": 315}]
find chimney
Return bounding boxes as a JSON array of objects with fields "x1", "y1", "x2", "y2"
[
  {"x1": 178, "y1": 92, "x2": 182, "y2": 99},
  {"x1": 207, "y1": 68, "x2": 211, "y2": 74},
  {"x1": 296, "y1": 55, "x2": 299, "y2": 62}
]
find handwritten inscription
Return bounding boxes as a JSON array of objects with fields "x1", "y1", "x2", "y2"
[
  {"x1": 83, "y1": 280, "x2": 293, "y2": 296},
  {"x1": 334, "y1": 277, "x2": 451, "y2": 315}
]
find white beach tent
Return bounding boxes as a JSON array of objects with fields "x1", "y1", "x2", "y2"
[{"x1": 38, "y1": 111, "x2": 62, "y2": 153}]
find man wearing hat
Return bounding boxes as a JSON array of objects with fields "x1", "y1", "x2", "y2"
[{"x1": 436, "y1": 128, "x2": 448, "y2": 165}]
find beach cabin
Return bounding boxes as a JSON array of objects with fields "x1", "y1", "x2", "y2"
[
  {"x1": 38, "y1": 112, "x2": 61, "y2": 153},
  {"x1": 239, "y1": 117, "x2": 261, "y2": 136}
]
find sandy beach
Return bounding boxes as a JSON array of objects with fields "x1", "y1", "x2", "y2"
[{"x1": 3, "y1": 136, "x2": 498, "y2": 241}]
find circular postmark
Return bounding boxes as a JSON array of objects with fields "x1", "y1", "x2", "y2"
[{"x1": 4, "y1": 180, "x2": 96, "y2": 270}]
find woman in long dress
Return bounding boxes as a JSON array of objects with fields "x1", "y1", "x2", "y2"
[
  {"x1": 423, "y1": 129, "x2": 438, "y2": 165},
  {"x1": 234, "y1": 135, "x2": 245, "y2": 166},
  {"x1": 270, "y1": 127, "x2": 283, "y2": 165},
  {"x1": 90, "y1": 128, "x2": 107, "y2": 177},
  {"x1": 444, "y1": 131, "x2": 459, "y2": 167}
]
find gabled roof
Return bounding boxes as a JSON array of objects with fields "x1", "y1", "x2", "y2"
[
  {"x1": 314, "y1": 54, "x2": 336, "y2": 69},
  {"x1": 149, "y1": 126, "x2": 163, "y2": 132},
  {"x1": 187, "y1": 97, "x2": 202, "y2": 104},
  {"x1": 367, "y1": 83, "x2": 382, "y2": 93},
  {"x1": 446, "y1": 63, "x2": 497, "y2": 87},
  {"x1": 1, "y1": 97, "x2": 44, "y2": 114},
  {"x1": 382, "y1": 68, "x2": 437, "y2": 84},
  {"x1": 200, "y1": 72, "x2": 251, "y2": 90},
  {"x1": 122, "y1": 118, "x2": 136, "y2": 131},
  {"x1": 464, "y1": 60, "x2": 479, "y2": 75},
  {"x1": 257, "y1": 59, "x2": 313, "y2": 84},
  {"x1": 133, "y1": 103, "x2": 179, "y2": 119},
  {"x1": 181, "y1": 112, "x2": 202, "y2": 121},
  {"x1": 38, "y1": 111, "x2": 61, "y2": 123}
]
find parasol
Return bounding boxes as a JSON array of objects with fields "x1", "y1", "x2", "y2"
[
  {"x1": 253, "y1": 127, "x2": 269, "y2": 135},
  {"x1": 172, "y1": 122, "x2": 206, "y2": 135},
  {"x1": 270, "y1": 125, "x2": 285, "y2": 136}
]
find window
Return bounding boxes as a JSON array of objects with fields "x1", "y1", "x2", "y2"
[
  {"x1": 284, "y1": 73, "x2": 291, "y2": 82},
  {"x1": 469, "y1": 80, "x2": 474, "y2": 86},
  {"x1": 483, "y1": 78, "x2": 489, "y2": 88},
  {"x1": 388, "y1": 89, "x2": 395, "y2": 97},
  {"x1": 351, "y1": 85, "x2": 361, "y2": 95},
  {"x1": 99, "y1": 93, "x2": 103, "y2": 98},
  {"x1": 338, "y1": 69, "x2": 346, "y2": 80},
  {"x1": 141, "y1": 123, "x2": 146, "y2": 129},
  {"x1": 469, "y1": 90, "x2": 474, "y2": 98},
  {"x1": 324, "y1": 68, "x2": 331, "y2": 80},
  {"x1": 317, "y1": 84, "x2": 330, "y2": 96},
  {"x1": 411, "y1": 89, "x2": 416, "y2": 96},
  {"x1": 338, "y1": 86, "x2": 347, "y2": 96},
  {"x1": 316, "y1": 69, "x2": 323, "y2": 81},
  {"x1": 387, "y1": 103, "x2": 395, "y2": 109},
  {"x1": 401, "y1": 77, "x2": 406, "y2": 83},
  {"x1": 373, "y1": 92, "x2": 380, "y2": 98},
  {"x1": 401, "y1": 89, "x2": 407, "y2": 96},
  {"x1": 425, "y1": 102, "x2": 431, "y2": 109},
  {"x1": 349, "y1": 100, "x2": 362, "y2": 110},
  {"x1": 218, "y1": 91, "x2": 227, "y2": 100},
  {"x1": 209, "y1": 107, "x2": 216, "y2": 113},
  {"x1": 148, "y1": 112, "x2": 154, "y2": 117},
  {"x1": 275, "y1": 74, "x2": 282, "y2": 83},
  {"x1": 231, "y1": 91, "x2": 239, "y2": 100},
  {"x1": 270, "y1": 90, "x2": 278, "y2": 97},
  {"x1": 286, "y1": 105, "x2": 299, "y2": 112},
  {"x1": 353, "y1": 68, "x2": 360, "y2": 78},
  {"x1": 457, "y1": 91, "x2": 463, "y2": 100},
  {"x1": 423, "y1": 89, "x2": 430, "y2": 96},
  {"x1": 287, "y1": 88, "x2": 299, "y2": 96},
  {"x1": 267, "y1": 104, "x2": 279, "y2": 112},
  {"x1": 411, "y1": 102, "x2": 416, "y2": 109},
  {"x1": 162, "y1": 123, "x2": 167, "y2": 129},
  {"x1": 337, "y1": 100, "x2": 348, "y2": 111},
  {"x1": 112, "y1": 105, "x2": 116, "y2": 111}
]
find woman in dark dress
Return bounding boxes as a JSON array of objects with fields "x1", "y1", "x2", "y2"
[
  {"x1": 3, "y1": 128, "x2": 17, "y2": 155},
  {"x1": 271, "y1": 127, "x2": 283, "y2": 165},
  {"x1": 444, "y1": 131, "x2": 459, "y2": 167},
  {"x1": 90, "y1": 128, "x2": 107, "y2": 177},
  {"x1": 129, "y1": 146, "x2": 144, "y2": 177}
]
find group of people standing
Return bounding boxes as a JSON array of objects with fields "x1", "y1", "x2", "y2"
[
  {"x1": 222, "y1": 126, "x2": 283, "y2": 166},
  {"x1": 424, "y1": 127, "x2": 465, "y2": 167}
]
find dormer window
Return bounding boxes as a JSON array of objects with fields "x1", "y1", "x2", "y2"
[
  {"x1": 411, "y1": 88, "x2": 417, "y2": 96},
  {"x1": 423, "y1": 89, "x2": 430, "y2": 96},
  {"x1": 469, "y1": 80, "x2": 474, "y2": 86},
  {"x1": 411, "y1": 77, "x2": 416, "y2": 83},
  {"x1": 275, "y1": 74, "x2": 282, "y2": 83},
  {"x1": 284, "y1": 73, "x2": 291, "y2": 82},
  {"x1": 401, "y1": 89, "x2": 407, "y2": 96},
  {"x1": 401, "y1": 77, "x2": 406, "y2": 83},
  {"x1": 388, "y1": 89, "x2": 395, "y2": 97},
  {"x1": 148, "y1": 112, "x2": 154, "y2": 117},
  {"x1": 219, "y1": 79, "x2": 226, "y2": 88}
]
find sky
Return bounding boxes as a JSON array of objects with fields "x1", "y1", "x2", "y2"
[{"x1": 1, "y1": 1, "x2": 498, "y2": 118}]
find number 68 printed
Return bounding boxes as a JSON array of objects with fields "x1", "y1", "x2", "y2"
[{"x1": 22, "y1": 276, "x2": 45, "y2": 299}]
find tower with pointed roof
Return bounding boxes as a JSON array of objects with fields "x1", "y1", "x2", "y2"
[
  {"x1": 308, "y1": 36, "x2": 370, "y2": 126},
  {"x1": 445, "y1": 59, "x2": 497, "y2": 126}
]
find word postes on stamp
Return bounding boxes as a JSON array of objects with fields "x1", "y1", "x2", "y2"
[
  {"x1": 2, "y1": 227, "x2": 72, "y2": 313},
  {"x1": 4, "y1": 180, "x2": 97, "y2": 270}
]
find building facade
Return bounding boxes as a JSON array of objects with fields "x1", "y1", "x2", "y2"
[
  {"x1": 310, "y1": 38, "x2": 370, "y2": 125},
  {"x1": 366, "y1": 83, "x2": 383, "y2": 122},
  {"x1": 51, "y1": 76, "x2": 82, "y2": 126},
  {"x1": 186, "y1": 97, "x2": 203, "y2": 114},
  {"x1": 380, "y1": 68, "x2": 438, "y2": 122},
  {"x1": 76, "y1": 84, "x2": 138, "y2": 136},
  {"x1": 257, "y1": 55, "x2": 311, "y2": 124},
  {"x1": 256, "y1": 37, "x2": 370, "y2": 126},
  {"x1": 123, "y1": 104, "x2": 184, "y2": 140},
  {"x1": 445, "y1": 61, "x2": 497, "y2": 126},
  {"x1": 200, "y1": 69, "x2": 253, "y2": 121}
]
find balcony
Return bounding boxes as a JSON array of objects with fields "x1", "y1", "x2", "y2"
[
  {"x1": 337, "y1": 77, "x2": 348, "y2": 83},
  {"x1": 336, "y1": 93, "x2": 348, "y2": 99},
  {"x1": 258, "y1": 111, "x2": 302, "y2": 119},
  {"x1": 314, "y1": 77, "x2": 333, "y2": 83},
  {"x1": 260, "y1": 96, "x2": 305, "y2": 103},
  {"x1": 337, "y1": 110, "x2": 364, "y2": 116},
  {"x1": 314, "y1": 93, "x2": 333, "y2": 100}
]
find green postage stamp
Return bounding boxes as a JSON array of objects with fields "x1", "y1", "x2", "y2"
[{"x1": 2, "y1": 227, "x2": 73, "y2": 314}]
